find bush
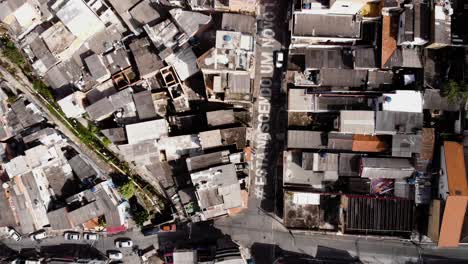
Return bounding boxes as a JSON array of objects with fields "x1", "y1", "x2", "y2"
[
  {"x1": 441, "y1": 80, "x2": 468, "y2": 103},
  {"x1": 118, "y1": 181, "x2": 136, "y2": 200},
  {"x1": 0, "y1": 37, "x2": 25, "y2": 68},
  {"x1": 33, "y1": 80, "x2": 55, "y2": 103},
  {"x1": 133, "y1": 210, "x2": 149, "y2": 227}
]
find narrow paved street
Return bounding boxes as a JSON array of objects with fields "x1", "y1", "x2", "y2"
[
  {"x1": 1, "y1": 228, "x2": 158, "y2": 263},
  {"x1": 212, "y1": 1, "x2": 468, "y2": 263}
]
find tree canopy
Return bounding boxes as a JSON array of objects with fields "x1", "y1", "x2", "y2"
[{"x1": 441, "y1": 80, "x2": 468, "y2": 103}]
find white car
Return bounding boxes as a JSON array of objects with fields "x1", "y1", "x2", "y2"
[
  {"x1": 108, "y1": 251, "x2": 123, "y2": 260},
  {"x1": 275, "y1": 51, "x2": 284, "y2": 68},
  {"x1": 83, "y1": 233, "x2": 99, "y2": 241},
  {"x1": 64, "y1": 232, "x2": 80, "y2": 240},
  {"x1": 115, "y1": 239, "x2": 133, "y2": 248},
  {"x1": 30, "y1": 230, "x2": 47, "y2": 241},
  {"x1": 7, "y1": 227, "x2": 21, "y2": 241}
]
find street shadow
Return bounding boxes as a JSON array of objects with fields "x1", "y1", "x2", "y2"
[
  {"x1": 251, "y1": 243, "x2": 363, "y2": 264},
  {"x1": 40, "y1": 244, "x2": 107, "y2": 261},
  {"x1": 157, "y1": 220, "x2": 226, "y2": 253},
  {"x1": 420, "y1": 254, "x2": 468, "y2": 264}
]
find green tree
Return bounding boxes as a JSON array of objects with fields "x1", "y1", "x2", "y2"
[
  {"x1": 118, "y1": 181, "x2": 136, "y2": 200},
  {"x1": 441, "y1": 80, "x2": 468, "y2": 103},
  {"x1": 0, "y1": 37, "x2": 25, "y2": 67},
  {"x1": 133, "y1": 210, "x2": 149, "y2": 226}
]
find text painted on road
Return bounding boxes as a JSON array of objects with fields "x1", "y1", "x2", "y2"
[{"x1": 254, "y1": 3, "x2": 276, "y2": 199}]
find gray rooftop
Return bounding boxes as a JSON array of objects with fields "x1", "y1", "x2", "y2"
[
  {"x1": 283, "y1": 151, "x2": 338, "y2": 188},
  {"x1": 170, "y1": 8, "x2": 211, "y2": 37},
  {"x1": 29, "y1": 37, "x2": 58, "y2": 73},
  {"x1": 354, "y1": 48, "x2": 378, "y2": 69},
  {"x1": 327, "y1": 133, "x2": 353, "y2": 150},
  {"x1": 145, "y1": 161, "x2": 175, "y2": 189},
  {"x1": 47, "y1": 207, "x2": 73, "y2": 230},
  {"x1": 104, "y1": 48, "x2": 131, "y2": 74},
  {"x1": 206, "y1": 110, "x2": 235, "y2": 127},
  {"x1": 186, "y1": 150, "x2": 230, "y2": 172},
  {"x1": 361, "y1": 157, "x2": 415, "y2": 179},
  {"x1": 178, "y1": 187, "x2": 197, "y2": 205},
  {"x1": 321, "y1": 69, "x2": 367, "y2": 87},
  {"x1": 338, "y1": 153, "x2": 361, "y2": 177},
  {"x1": 67, "y1": 200, "x2": 107, "y2": 226},
  {"x1": 166, "y1": 47, "x2": 200, "y2": 81},
  {"x1": 101, "y1": 127, "x2": 127, "y2": 144},
  {"x1": 129, "y1": 38, "x2": 164, "y2": 78},
  {"x1": 293, "y1": 13, "x2": 361, "y2": 38},
  {"x1": 375, "y1": 111, "x2": 423, "y2": 134},
  {"x1": 392, "y1": 134, "x2": 422, "y2": 158},
  {"x1": 85, "y1": 97, "x2": 114, "y2": 121},
  {"x1": 107, "y1": 0, "x2": 140, "y2": 14},
  {"x1": 368, "y1": 71, "x2": 394, "y2": 89},
  {"x1": 44, "y1": 164, "x2": 74, "y2": 197},
  {"x1": 292, "y1": 48, "x2": 352, "y2": 70},
  {"x1": 68, "y1": 155, "x2": 97, "y2": 180},
  {"x1": 129, "y1": 0, "x2": 161, "y2": 26},
  {"x1": 340, "y1": 110, "x2": 375, "y2": 134},
  {"x1": 221, "y1": 13, "x2": 255, "y2": 34},
  {"x1": 133, "y1": 91, "x2": 157, "y2": 120},
  {"x1": 227, "y1": 73, "x2": 251, "y2": 94},
  {"x1": 84, "y1": 54, "x2": 110, "y2": 82},
  {"x1": 288, "y1": 130, "x2": 325, "y2": 149},
  {"x1": 220, "y1": 127, "x2": 247, "y2": 150},
  {"x1": 118, "y1": 139, "x2": 160, "y2": 166}
]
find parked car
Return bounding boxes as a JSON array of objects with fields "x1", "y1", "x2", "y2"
[
  {"x1": 160, "y1": 223, "x2": 177, "y2": 232},
  {"x1": 7, "y1": 227, "x2": 21, "y2": 241},
  {"x1": 108, "y1": 251, "x2": 123, "y2": 260},
  {"x1": 83, "y1": 232, "x2": 99, "y2": 241},
  {"x1": 115, "y1": 239, "x2": 133, "y2": 248},
  {"x1": 64, "y1": 231, "x2": 80, "y2": 240},
  {"x1": 30, "y1": 230, "x2": 47, "y2": 241},
  {"x1": 275, "y1": 51, "x2": 284, "y2": 68}
]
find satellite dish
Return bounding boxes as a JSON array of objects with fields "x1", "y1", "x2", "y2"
[{"x1": 2, "y1": 182, "x2": 9, "y2": 189}]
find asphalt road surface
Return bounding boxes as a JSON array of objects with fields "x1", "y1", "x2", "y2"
[
  {"x1": 215, "y1": 0, "x2": 468, "y2": 263},
  {"x1": 1, "y1": 228, "x2": 158, "y2": 263}
]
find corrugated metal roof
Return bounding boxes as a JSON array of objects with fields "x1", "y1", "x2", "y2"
[
  {"x1": 444, "y1": 142, "x2": 468, "y2": 196},
  {"x1": 338, "y1": 154, "x2": 361, "y2": 177},
  {"x1": 361, "y1": 157, "x2": 415, "y2": 179},
  {"x1": 206, "y1": 110, "x2": 235, "y2": 127},
  {"x1": 288, "y1": 130, "x2": 325, "y2": 149},
  {"x1": 343, "y1": 195, "x2": 414, "y2": 233},
  {"x1": 375, "y1": 111, "x2": 423, "y2": 134},
  {"x1": 133, "y1": 91, "x2": 157, "y2": 121},
  {"x1": 293, "y1": 13, "x2": 361, "y2": 38},
  {"x1": 328, "y1": 133, "x2": 353, "y2": 150},
  {"x1": 354, "y1": 48, "x2": 378, "y2": 68},
  {"x1": 340, "y1": 111, "x2": 375, "y2": 134},
  {"x1": 392, "y1": 134, "x2": 422, "y2": 157},
  {"x1": 368, "y1": 70, "x2": 393, "y2": 88},
  {"x1": 321, "y1": 68, "x2": 368, "y2": 87},
  {"x1": 438, "y1": 196, "x2": 468, "y2": 247},
  {"x1": 228, "y1": 73, "x2": 251, "y2": 94},
  {"x1": 221, "y1": 13, "x2": 255, "y2": 34}
]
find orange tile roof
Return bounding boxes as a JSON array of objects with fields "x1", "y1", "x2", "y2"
[
  {"x1": 444, "y1": 142, "x2": 468, "y2": 196},
  {"x1": 381, "y1": 13, "x2": 399, "y2": 68},
  {"x1": 438, "y1": 196, "x2": 468, "y2": 247},
  {"x1": 352, "y1": 135, "x2": 388, "y2": 152}
]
